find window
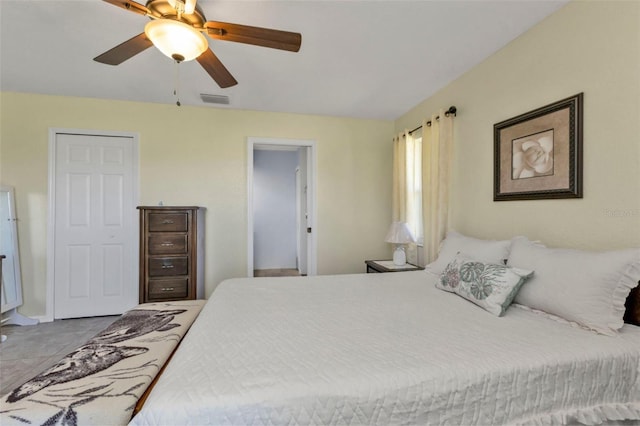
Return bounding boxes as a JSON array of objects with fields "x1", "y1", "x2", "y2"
[{"x1": 406, "y1": 130, "x2": 423, "y2": 245}]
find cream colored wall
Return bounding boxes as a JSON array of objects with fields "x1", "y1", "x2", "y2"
[
  {"x1": 396, "y1": 0, "x2": 640, "y2": 250},
  {"x1": 0, "y1": 93, "x2": 393, "y2": 317}
]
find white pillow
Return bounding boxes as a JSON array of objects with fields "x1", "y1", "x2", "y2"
[
  {"x1": 508, "y1": 236, "x2": 640, "y2": 335},
  {"x1": 426, "y1": 231, "x2": 512, "y2": 274},
  {"x1": 437, "y1": 253, "x2": 534, "y2": 316}
]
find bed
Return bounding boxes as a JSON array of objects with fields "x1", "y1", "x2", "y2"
[
  {"x1": 130, "y1": 238, "x2": 640, "y2": 426},
  {"x1": 3, "y1": 234, "x2": 639, "y2": 425}
]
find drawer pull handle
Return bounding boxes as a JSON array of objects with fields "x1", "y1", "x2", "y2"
[
  {"x1": 160, "y1": 242, "x2": 174, "y2": 247},
  {"x1": 161, "y1": 287, "x2": 175, "y2": 291},
  {"x1": 161, "y1": 219, "x2": 174, "y2": 224},
  {"x1": 161, "y1": 264, "x2": 174, "y2": 269}
]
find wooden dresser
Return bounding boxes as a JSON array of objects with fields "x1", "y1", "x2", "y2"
[{"x1": 137, "y1": 206, "x2": 204, "y2": 303}]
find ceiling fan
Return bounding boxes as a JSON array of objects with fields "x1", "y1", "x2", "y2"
[{"x1": 94, "y1": 0, "x2": 302, "y2": 88}]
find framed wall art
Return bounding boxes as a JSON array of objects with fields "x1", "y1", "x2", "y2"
[{"x1": 494, "y1": 93, "x2": 583, "y2": 201}]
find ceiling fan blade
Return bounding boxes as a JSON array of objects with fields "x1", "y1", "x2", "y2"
[
  {"x1": 197, "y1": 49, "x2": 238, "y2": 88},
  {"x1": 94, "y1": 33, "x2": 153, "y2": 65},
  {"x1": 204, "y1": 21, "x2": 301, "y2": 52},
  {"x1": 102, "y1": 0, "x2": 150, "y2": 16}
]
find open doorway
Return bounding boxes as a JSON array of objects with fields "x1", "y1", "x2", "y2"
[{"x1": 247, "y1": 138, "x2": 317, "y2": 278}]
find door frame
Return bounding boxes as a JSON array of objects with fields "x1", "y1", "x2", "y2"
[
  {"x1": 295, "y1": 166, "x2": 303, "y2": 273},
  {"x1": 247, "y1": 137, "x2": 317, "y2": 277},
  {"x1": 44, "y1": 128, "x2": 140, "y2": 323}
]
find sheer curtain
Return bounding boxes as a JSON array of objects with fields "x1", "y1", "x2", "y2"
[
  {"x1": 392, "y1": 131, "x2": 422, "y2": 235},
  {"x1": 391, "y1": 131, "x2": 422, "y2": 265},
  {"x1": 422, "y1": 109, "x2": 454, "y2": 264},
  {"x1": 391, "y1": 131, "x2": 408, "y2": 223},
  {"x1": 391, "y1": 108, "x2": 453, "y2": 265}
]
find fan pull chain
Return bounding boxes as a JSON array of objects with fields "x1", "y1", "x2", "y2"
[{"x1": 173, "y1": 60, "x2": 181, "y2": 107}]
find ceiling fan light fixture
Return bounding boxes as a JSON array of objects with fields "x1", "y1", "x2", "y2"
[
  {"x1": 144, "y1": 19, "x2": 207, "y2": 62},
  {"x1": 168, "y1": 0, "x2": 196, "y2": 15}
]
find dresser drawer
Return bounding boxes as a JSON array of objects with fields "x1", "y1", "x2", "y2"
[
  {"x1": 148, "y1": 256, "x2": 188, "y2": 277},
  {"x1": 148, "y1": 278, "x2": 189, "y2": 300},
  {"x1": 148, "y1": 234, "x2": 188, "y2": 255},
  {"x1": 148, "y1": 213, "x2": 188, "y2": 232}
]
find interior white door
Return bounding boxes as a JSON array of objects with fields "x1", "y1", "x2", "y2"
[
  {"x1": 53, "y1": 133, "x2": 136, "y2": 319},
  {"x1": 295, "y1": 166, "x2": 308, "y2": 275},
  {"x1": 297, "y1": 148, "x2": 309, "y2": 275},
  {"x1": 304, "y1": 147, "x2": 312, "y2": 274}
]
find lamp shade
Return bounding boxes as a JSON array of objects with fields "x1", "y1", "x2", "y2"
[
  {"x1": 144, "y1": 19, "x2": 207, "y2": 62},
  {"x1": 384, "y1": 221, "x2": 416, "y2": 244}
]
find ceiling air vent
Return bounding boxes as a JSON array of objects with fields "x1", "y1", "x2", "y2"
[{"x1": 200, "y1": 94, "x2": 230, "y2": 105}]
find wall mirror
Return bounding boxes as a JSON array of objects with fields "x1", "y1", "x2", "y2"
[
  {"x1": 1, "y1": 185, "x2": 37, "y2": 340},
  {"x1": 1, "y1": 185, "x2": 23, "y2": 314}
]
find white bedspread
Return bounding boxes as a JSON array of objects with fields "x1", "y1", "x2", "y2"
[{"x1": 130, "y1": 271, "x2": 640, "y2": 425}]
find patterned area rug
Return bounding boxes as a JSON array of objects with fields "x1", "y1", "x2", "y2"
[{"x1": 0, "y1": 300, "x2": 205, "y2": 426}]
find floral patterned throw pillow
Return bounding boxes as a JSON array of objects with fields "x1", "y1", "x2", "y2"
[{"x1": 437, "y1": 253, "x2": 534, "y2": 316}]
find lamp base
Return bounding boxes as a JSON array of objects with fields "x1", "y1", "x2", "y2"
[{"x1": 392, "y1": 246, "x2": 406, "y2": 266}]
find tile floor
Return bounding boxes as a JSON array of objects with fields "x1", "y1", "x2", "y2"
[{"x1": 0, "y1": 315, "x2": 118, "y2": 396}]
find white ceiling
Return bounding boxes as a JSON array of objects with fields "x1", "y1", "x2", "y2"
[{"x1": 0, "y1": 0, "x2": 569, "y2": 120}]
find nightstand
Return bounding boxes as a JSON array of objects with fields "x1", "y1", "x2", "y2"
[{"x1": 365, "y1": 260, "x2": 424, "y2": 273}]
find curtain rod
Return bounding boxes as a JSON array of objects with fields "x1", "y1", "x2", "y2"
[{"x1": 406, "y1": 106, "x2": 457, "y2": 135}]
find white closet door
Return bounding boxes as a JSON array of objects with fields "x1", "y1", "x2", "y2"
[{"x1": 54, "y1": 133, "x2": 136, "y2": 319}]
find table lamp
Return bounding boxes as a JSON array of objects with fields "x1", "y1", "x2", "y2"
[{"x1": 384, "y1": 221, "x2": 416, "y2": 266}]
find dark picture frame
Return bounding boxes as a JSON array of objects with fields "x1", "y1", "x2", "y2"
[{"x1": 494, "y1": 93, "x2": 583, "y2": 201}]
